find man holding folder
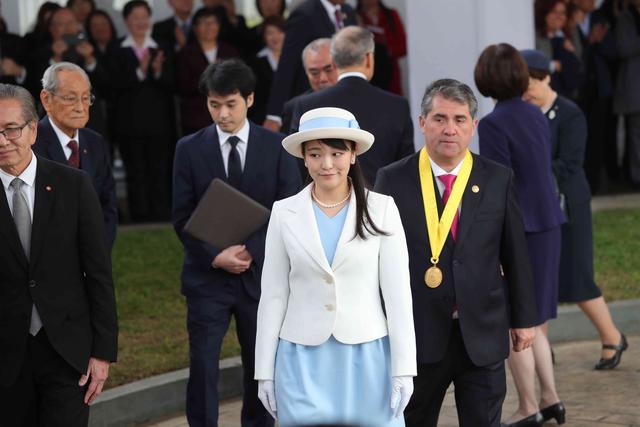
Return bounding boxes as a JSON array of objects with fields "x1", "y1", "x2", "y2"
[{"x1": 171, "y1": 58, "x2": 301, "y2": 427}]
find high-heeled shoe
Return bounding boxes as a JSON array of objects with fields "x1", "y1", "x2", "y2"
[
  {"x1": 500, "y1": 412, "x2": 544, "y2": 427},
  {"x1": 595, "y1": 333, "x2": 628, "y2": 370},
  {"x1": 540, "y1": 401, "x2": 566, "y2": 424}
]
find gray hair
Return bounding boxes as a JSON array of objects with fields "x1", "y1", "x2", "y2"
[
  {"x1": 421, "y1": 78, "x2": 479, "y2": 119},
  {"x1": 330, "y1": 26, "x2": 374, "y2": 69},
  {"x1": 41, "y1": 62, "x2": 92, "y2": 92},
  {"x1": 301, "y1": 38, "x2": 332, "y2": 67},
  {"x1": 0, "y1": 83, "x2": 39, "y2": 123}
]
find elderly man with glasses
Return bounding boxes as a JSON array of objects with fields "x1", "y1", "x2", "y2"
[{"x1": 33, "y1": 62, "x2": 117, "y2": 249}]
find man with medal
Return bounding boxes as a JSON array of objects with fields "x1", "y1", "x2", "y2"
[{"x1": 374, "y1": 78, "x2": 538, "y2": 427}]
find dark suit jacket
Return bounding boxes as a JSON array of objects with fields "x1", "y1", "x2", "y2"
[
  {"x1": 266, "y1": 0, "x2": 356, "y2": 117},
  {"x1": 374, "y1": 153, "x2": 538, "y2": 366},
  {"x1": 172, "y1": 122, "x2": 301, "y2": 300},
  {"x1": 0, "y1": 155, "x2": 118, "y2": 386},
  {"x1": 108, "y1": 40, "x2": 175, "y2": 137},
  {"x1": 152, "y1": 16, "x2": 184, "y2": 52},
  {"x1": 33, "y1": 116, "x2": 118, "y2": 249},
  {"x1": 578, "y1": 8, "x2": 617, "y2": 101},
  {"x1": 248, "y1": 55, "x2": 275, "y2": 125},
  {"x1": 478, "y1": 97, "x2": 565, "y2": 233},
  {"x1": 291, "y1": 76, "x2": 415, "y2": 186},
  {"x1": 176, "y1": 42, "x2": 239, "y2": 132},
  {"x1": 281, "y1": 89, "x2": 312, "y2": 134},
  {"x1": 547, "y1": 95, "x2": 592, "y2": 210}
]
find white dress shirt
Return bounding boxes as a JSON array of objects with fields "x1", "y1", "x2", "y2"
[
  {"x1": 48, "y1": 117, "x2": 80, "y2": 161},
  {"x1": 217, "y1": 119, "x2": 250, "y2": 174},
  {"x1": 203, "y1": 46, "x2": 219, "y2": 64},
  {"x1": 319, "y1": 0, "x2": 343, "y2": 29},
  {"x1": 0, "y1": 153, "x2": 37, "y2": 219}
]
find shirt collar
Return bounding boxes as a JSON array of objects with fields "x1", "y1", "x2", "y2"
[
  {"x1": 216, "y1": 119, "x2": 250, "y2": 148},
  {"x1": 338, "y1": 71, "x2": 367, "y2": 81},
  {"x1": 48, "y1": 116, "x2": 79, "y2": 148},
  {"x1": 257, "y1": 47, "x2": 278, "y2": 71},
  {"x1": 319, "y1": 0, "x2": 341, "y2": 24},
  {"x1": 0, "y1": 151, "x2": 38, "y2": 190},
  {"x1": 121, "y1": 34, "x2": 158, "y2": 49},
  {"x1": 429, "y1": 156, "x2": 464, "y2": 177},
  {"x1": 174, "y1": 15, "x2": 192, "y2": 28}
]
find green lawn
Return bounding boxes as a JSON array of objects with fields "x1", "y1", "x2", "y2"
[{"x1": 106, "y1": 208, "x2": 640, "y2": 388}]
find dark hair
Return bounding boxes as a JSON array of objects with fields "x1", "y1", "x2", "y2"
[
  {"x1": 301, "y1": 139, "x2": 388, "y2": 239},
  {"x1": 474, "y1": 43, "x2": 529, "y2": 100},
  {"x1": 529, "y1": 68, "x2": 550, "y2": 80},
  {"x1": 356, "y1": 0, "x2": 398, "y2": 34},
  {"x1": 192, "y1": 6, "x2": 220, "y2": 27},
  {"x1": 534, "y1": 0, "x2": 566, "y2": 36},
  {"x1": 67, "y1": 0, "x2": 96, "y2": 10},
  {"x1": 123, "y1": 0, "x2": 151, "y2": 19},
  {"x1": 34, "y1": 2, "x2": 62, "y2": 34},
  {"x1": 421, "y1": 78, "x2": 478, "y2": 119},
  {"x1": 86, "y1": 9, "x2": 117, "y2": 45},
  {"x1": 255, "y1": 0, "x2": 286, "y2": 18},
  {"x1": 199, "y1": 58, "x2": 256, "y2": 98},
  {"x1": 261, "y1": 15, "x2": 285, "y2": 38}
]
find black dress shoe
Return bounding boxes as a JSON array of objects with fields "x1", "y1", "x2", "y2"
[
  {"x1": 595, "y1": 333, "x2": 628, "y2": 370},
  {"x1": 500, "y1": 412, "x2": 544, "y2": 427},
  {"x1": 540, "y1": 401, "x2": 566, "y2": 424}
]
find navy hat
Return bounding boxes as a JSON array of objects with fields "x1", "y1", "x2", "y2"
[{"x1": 520, "y1": 49, "x2": 550, "y2": 72}]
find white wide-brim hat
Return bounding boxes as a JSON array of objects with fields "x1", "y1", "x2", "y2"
[{"x1": 282, "y1": 107, "x2": 374, "y2": 158}]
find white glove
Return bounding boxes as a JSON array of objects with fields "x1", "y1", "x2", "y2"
[
  {"x1": 257, "y1": 379, "x2": 277, "y2": 419},
  {"x1": 390, "y1": 375, "x2": 414, "y2": 418}
]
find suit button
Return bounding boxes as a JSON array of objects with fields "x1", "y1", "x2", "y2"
[
  {"x1": 28, "y1": 280, "x2": 36, "y2": 288},
  {"x1": 324, "y1": 304, "x2": 335, "y2": 312},
  {"x1": 324, "y1": 275, "x2": 334, "y2": 284}
]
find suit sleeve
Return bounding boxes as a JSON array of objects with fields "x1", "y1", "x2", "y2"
[
  {"x1": 552, "y1": 109, "x2": 587, "y2": 184},
  {"x1": 277, "y1": 143, "x2": 303, "y2": 200},
  {"x1": 396, "y1": 100, "x2": 415, "y2": 160},
  {"x1": 378, "y1": 196, "x2": 416, "y2": 377},
  {"x1": 499, "y1": 171, "x2": 538, "y2": 328},
  {"x1": 95, "y1": 135, "x2": 118, "y2": 250},
  {"x1": 478, "y1": 118, "x2": 512, "y2": 169},
  {"x1": 171, "y1": 141, "x2": 222, "y2": 267},
  {"x1": 254, "y1": 204, "x2": 290, "y2": 380},
  {"x1": 373, "y1": 167, "x2": 391, "y2": 195},
  {"x1": 266, "y1": 9, "x2": 311, "y2": 117},
  {"x1": 77, "y1": 172, "x2": 118, "y2": 362}
]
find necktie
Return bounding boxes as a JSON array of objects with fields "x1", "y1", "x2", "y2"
[
  {"x1": 10, "y1": 178, "x2": 42, "y2": 336},
  {"x1": 334, "y1": 7, "x2": 344, "y2": 29},
  {"x1": 438, "y1": 174, "x2": 459, "y2": 241},
  {"x1": 67, "y1": 140, "x2": 80, "y2": 168},
  {"x1": 226, "y1": 136, "x2": 242, "y2": 188}
]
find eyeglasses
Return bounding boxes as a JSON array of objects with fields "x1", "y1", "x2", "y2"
[
  {"x1": 52, "y1": 93, "x2": 96, "y2": 106},
  {"x1": 0, "y1": 122, "x2": 31, "y2": 140}
]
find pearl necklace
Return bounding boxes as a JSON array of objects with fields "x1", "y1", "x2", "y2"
[{"x1": 312, "y1": 185, "x2": 351, "y2": 209}]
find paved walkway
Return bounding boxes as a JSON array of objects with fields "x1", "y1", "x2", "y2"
[{"x1": 145, "y1": 336, "x2": 640, "y2": 427}]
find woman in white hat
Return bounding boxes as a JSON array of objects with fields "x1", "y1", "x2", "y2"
[{"x1": 254, "y1": 107, "x2": 416, "y2": 426}]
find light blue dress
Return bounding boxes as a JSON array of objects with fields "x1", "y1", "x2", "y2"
[{"x1": 274, "y1": 202, "x2": 403, "y2": 427}]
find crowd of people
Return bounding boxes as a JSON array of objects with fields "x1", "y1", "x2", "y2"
[
  {"x1": 0, "y1": 0, "x2": 636, "y2": 427},
  {"x1": 0, "y1": 0, "x2": 408, "y2": 222}
]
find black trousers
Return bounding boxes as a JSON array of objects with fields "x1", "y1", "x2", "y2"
[
  {"x1": 405, "y1": 321, "x2": 506, "y2": 427},
  {"x1": 185, "y1": 280, "x2": 274, "y2": 427},
  {"x1": 0, "y1": 330, "x2": 89, "y2": 427}
]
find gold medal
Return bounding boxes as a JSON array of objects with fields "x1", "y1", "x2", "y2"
[{"x1": 425, "y1": 265, "x2": 442, "y2": 288}]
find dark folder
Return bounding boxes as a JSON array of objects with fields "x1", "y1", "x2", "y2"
[{"x1": 184, "y1": 178, "x2": 271, "y2": 248}]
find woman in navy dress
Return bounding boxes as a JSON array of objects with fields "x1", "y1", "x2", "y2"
[
  {"x1": 254, "y1": 107, "x2": 416, "y2": 426},
  {"x1": 522, "y1": 49, "x2": 628, "y2": 371},
  {"x1": 475, "y1": 43, "x2": 566, "y2": 427}
]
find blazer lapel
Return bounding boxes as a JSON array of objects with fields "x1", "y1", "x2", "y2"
[
  {"x1": 455, "y1": 154, "x2": 487, "y2": 249},
  {"x1": 284, "y1": 185, "x2": 333, "y2": 275},
  {"x1": 78, "y1": 130, "x2": 95, "y2": 177},
  {"x1": 199, "y1": 125, "x2": 226, "y2": 180},
  {"x1": 29, "y1": 158, "x2": 57, "y2": 271},
  {"x1": 329, "y1": 190, "x2": 357, "y2": 271},
  {"x1": 241, "y1": 123, "x2": 263, "y2": 191},
  {"x1": 40, "y1": 118, "x2": 68, "y2": 164},
  {"x1": 0, "y1": 183, "x2": 29, "y2": 270}
]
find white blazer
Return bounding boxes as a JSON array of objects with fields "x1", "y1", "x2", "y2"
[{"x1": 254, "y1": 184, "x2": 416, "y2": 380}]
